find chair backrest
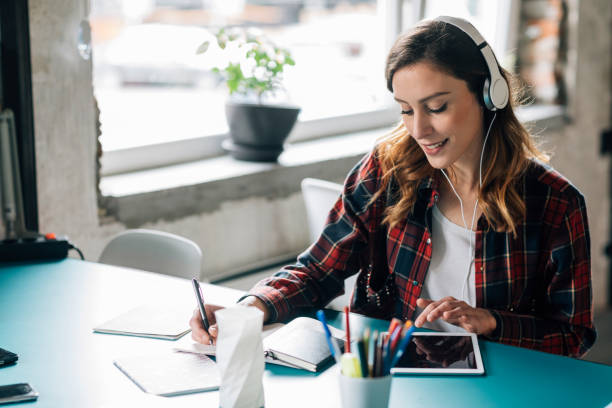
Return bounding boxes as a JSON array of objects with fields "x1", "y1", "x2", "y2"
[
  {"x1": 98, "y1": 229, "x2": 202, "y2": 279},
  {"x1": 301, "y1": 178, "x2": 356, "y2": 311},
  {"x1": 300, "y1": 178, "x2": 343, "y2": 243}
]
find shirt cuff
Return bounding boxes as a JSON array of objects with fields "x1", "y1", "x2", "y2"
[
  {"x1": 484, "y1": 309, "x2": 504, "y2": 341},
  {"x1": 238, "y1": 285, "x2": 293, "y2": 323}
]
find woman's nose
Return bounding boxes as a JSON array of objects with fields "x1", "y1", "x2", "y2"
[{"x1": 410, "y1": 111, "x2": 432, "y2": 139}]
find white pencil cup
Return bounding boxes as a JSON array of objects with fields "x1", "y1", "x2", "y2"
[{"x1": 338, "y1": 373, "x2": 392, "y2": 408}]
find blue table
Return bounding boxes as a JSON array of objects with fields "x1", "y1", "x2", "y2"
[{"x1": 1, "y1": 259, "x2": 610, "y2": 407}]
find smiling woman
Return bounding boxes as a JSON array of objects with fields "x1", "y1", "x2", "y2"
[
  {"x1": 373, "y1": 17, "x2": 594, "y2": 352},
  {"x1": 379, "y1": 17, "x2": 540, "y2": 236}
]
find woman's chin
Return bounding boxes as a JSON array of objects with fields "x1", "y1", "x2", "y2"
[{"x1": 424, "y1": 155, "x2": 450, "y2": 170}]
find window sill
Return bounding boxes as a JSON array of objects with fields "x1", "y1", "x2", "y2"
[
  {"x1": 100, "y1": 104, "x2": 565, "y2": 227},
  {"x1": 100, "y1": 127, "x2": 380, "y2": 226}
]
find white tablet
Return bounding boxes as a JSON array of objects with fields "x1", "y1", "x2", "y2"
[{"x1": 390, "y1": 332, "x2": 484, "y2": 375}]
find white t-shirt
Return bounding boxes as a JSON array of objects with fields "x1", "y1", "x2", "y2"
[{"x1": 416, "y1": 205, "x2": 476, "y2": 332}]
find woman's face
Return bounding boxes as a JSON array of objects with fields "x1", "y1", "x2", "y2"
[{"x1": 392, "y1": 62, "x2": 484, "y2": 172}]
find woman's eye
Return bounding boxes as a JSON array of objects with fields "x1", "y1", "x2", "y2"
[
  {"x1": 401, "y1": 109, "x2": 413, "y2": 115},
  {"x1": 427, "y1": 103, "x2": 447, "y2": 113}
]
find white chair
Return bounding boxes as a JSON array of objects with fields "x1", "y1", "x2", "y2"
[
  {"x1": 300, "y1": 178, "x2": 357, "y2": 311},
  {"x1": 300, "y1": 178, "x2": 343, "y2": 242},
  {"x1": 98, "y1": 229, "x2": 202, "y2": 279}
]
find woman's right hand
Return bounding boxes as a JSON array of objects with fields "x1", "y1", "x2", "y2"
[
  {"x1": 189, "y1": 296, "x2": 270, "y2": 345},
  {"x1": 189, "y1": 303, "x2": 224, "y2": 345}
]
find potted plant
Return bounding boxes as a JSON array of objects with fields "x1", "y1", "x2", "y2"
[{"x1": 197, "y1": 27, "x2": 300, "y2": 162}]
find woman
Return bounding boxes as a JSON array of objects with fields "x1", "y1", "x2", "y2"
[{"x1": 191, "y1": 17, "x2": 596, "y2": 358}]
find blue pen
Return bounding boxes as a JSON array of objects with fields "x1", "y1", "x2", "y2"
[
  {"x1": 389, "y1": 324, "x2": 416, "y2": 370},
  {"x1": 316, "y1": 310, "x2": 342, "y2": 363}
]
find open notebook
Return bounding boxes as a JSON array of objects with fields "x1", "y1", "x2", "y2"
[{"x1": 174, "y1": 316, "x2": 345, "y2": 372}]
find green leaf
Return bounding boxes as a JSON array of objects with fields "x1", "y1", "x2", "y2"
[
  {"x1": 196, "y1": 41, "x2": 210, "y2": 54},
  {"x1": 225, "y1": 62, "x2": 245, "y2": 94}
]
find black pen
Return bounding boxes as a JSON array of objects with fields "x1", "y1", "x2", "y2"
[{"x1": 191, "y1": 278, "x2": 211, "y2": 338}]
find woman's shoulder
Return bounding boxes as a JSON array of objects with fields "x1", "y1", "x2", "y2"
[
  {"x1": 523, "y1": 159, "x2": 585, "y2": 204},
  {"x1": 338, "y1": 147, "x2": 387, "y2": 218},
  {"x1": 345, "y1": 146, "x2": 384, "y2": 190}
]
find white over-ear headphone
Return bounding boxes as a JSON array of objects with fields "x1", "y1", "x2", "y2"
[{"x1": 434, "y1": 16, "x2": 509, "y2": 111}]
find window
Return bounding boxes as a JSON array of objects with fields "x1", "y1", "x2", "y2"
[
  {"x1": 92, "y1": 0, "x2": 517, "y2": 176},
  {"x1": 419, "y1": 0, "x2": 519, "y2": 62}
]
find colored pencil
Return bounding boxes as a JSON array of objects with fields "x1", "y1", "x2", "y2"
[
  {"x1": 389, "y1": 322, "x2": 416, "y2": 370},
  {"x1": 344, "y1": 306, "x2": 351, "y2": 353},
  {"x1": 356, "y1": 338, "x2": 368, "y2": 378},
  {"x1": 368, "y1": 330, "x2": 378, "y2": 377}
]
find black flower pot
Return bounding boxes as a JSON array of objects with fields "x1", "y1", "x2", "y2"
[{"x1": 224, "y1": 102, "x2": 300, "y2": 162}]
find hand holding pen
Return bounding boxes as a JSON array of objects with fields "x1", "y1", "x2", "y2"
[
  {"x1": 190, "y1": 278, "x2": 223, "y2": 345},
  {"x1": 189, "y1": 278, "x2": 271, "y2": 345}
]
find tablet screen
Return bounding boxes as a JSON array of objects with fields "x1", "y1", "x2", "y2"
[{"x1": 391, "y1": 332, "x2": 484, "y2": 375}]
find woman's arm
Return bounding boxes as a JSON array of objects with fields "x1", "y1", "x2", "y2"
[{"x1": 241, "y1": 151, "x2": 383, "y2": 323}]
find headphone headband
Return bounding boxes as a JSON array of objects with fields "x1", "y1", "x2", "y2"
[{"x1": 433, "y1": 16, "x2": 509, "y2": 111}]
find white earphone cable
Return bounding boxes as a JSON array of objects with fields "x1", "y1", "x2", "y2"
[
  {"x1": 439, "y1": 112, "x2": 497, "y2": 303},
  {"x1": 480, "y1": 112, "x2": 497, "y2": 187}
]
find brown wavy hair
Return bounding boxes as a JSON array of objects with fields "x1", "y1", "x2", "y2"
[{"x1": 374, "y1": 19, "x2": 548, "y2": 237}]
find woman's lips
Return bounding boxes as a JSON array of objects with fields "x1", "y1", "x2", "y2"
[{"x1": 422, "y1": 138, "x2": 449, "y2": 155}]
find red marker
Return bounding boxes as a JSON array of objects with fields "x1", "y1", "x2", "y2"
[
  {"x1": 386, "y1": 318, "x2": 402, "y2": 345},
  {"x1": 344, "y1": 306, "x2": 351, "y2": 353}
]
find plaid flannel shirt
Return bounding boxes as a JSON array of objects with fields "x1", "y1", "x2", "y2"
[{"x1": 248, "y1": 150, "x2": 596, "y2": 357}]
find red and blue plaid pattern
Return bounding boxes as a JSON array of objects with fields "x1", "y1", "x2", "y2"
[{"x1": 249, "y1": 150, "x2": 596, "y2": 357}]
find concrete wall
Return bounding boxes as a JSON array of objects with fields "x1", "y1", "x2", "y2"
[
  {"x1": 21, "y1": 0, "x2": 612, "y2": 307},
  {"x1": 542, "y1": 0, "x2": 612, "y2": 310}
]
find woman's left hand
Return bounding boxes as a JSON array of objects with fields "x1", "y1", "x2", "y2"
[{"x1": 415, "y1": 297, "x2": 497, "y2": 335}]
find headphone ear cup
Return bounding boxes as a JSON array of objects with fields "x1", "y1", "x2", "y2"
[
  {"x1": 483, "y1": 77, "x2": 495, "y2": 111},
  {"x1": 484, "y1": 76, "x2": 509, "y2": 111}
]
